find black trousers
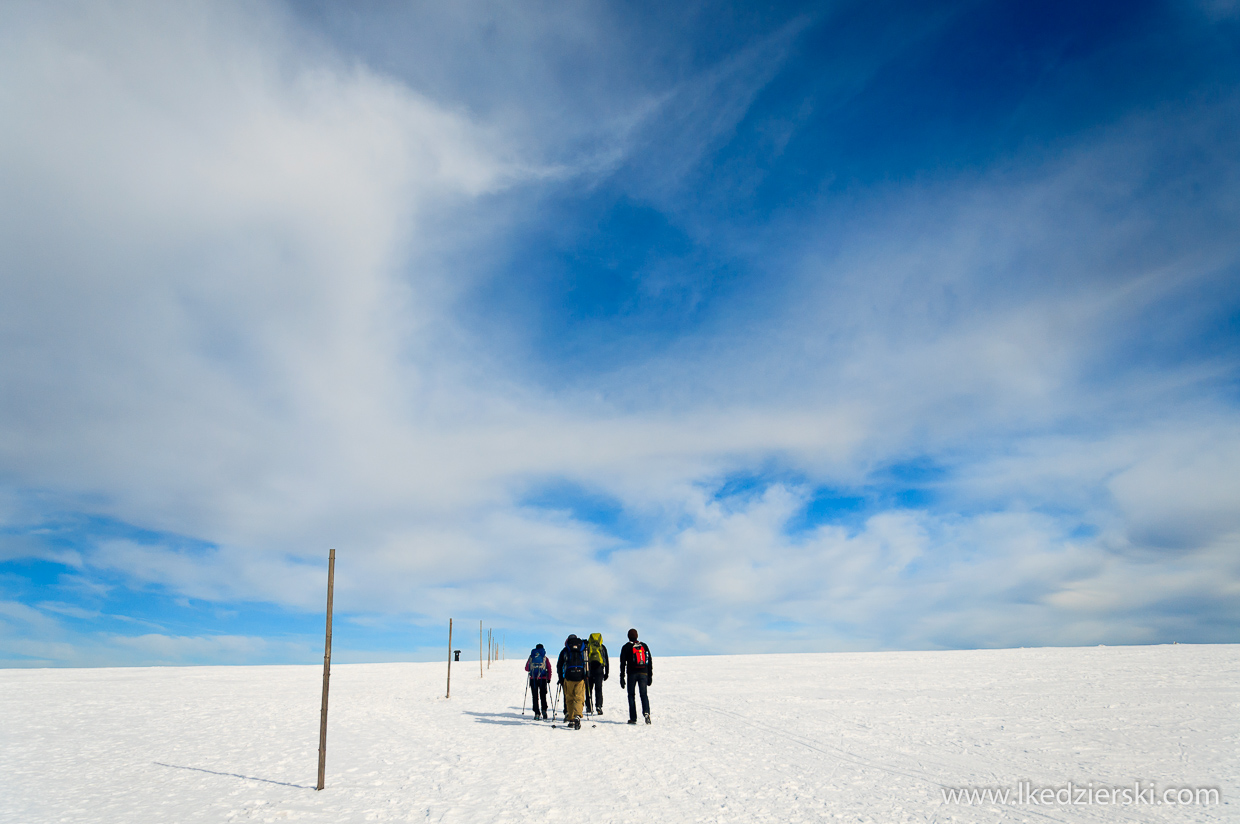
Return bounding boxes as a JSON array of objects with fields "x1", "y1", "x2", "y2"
[
  {"x1": 529, "y1": 679, "x2": 548, "y2": 716},
  {"x1": 588, "y1": 668, "x2": 605, "y2": 710},
  {"x1": 626, "y1": 672, "x2": 650, "y2": 721}
]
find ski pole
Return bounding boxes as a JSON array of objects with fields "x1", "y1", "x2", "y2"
[{"x1": 522, "y1": 676, "x2": 528, "y2": 715}]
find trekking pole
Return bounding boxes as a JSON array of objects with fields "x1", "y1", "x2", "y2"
[{"x1": 522, "y1": 676, "x2": 528, "y2": 715}]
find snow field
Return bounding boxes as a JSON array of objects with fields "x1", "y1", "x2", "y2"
[{"x1": 2, "y1": 645, "x2": 1237, "y2": 823}]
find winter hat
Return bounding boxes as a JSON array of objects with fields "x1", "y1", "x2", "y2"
[
  {"x1": 627, "y1": 628, "x2": 638, "y2": 641},
  {"x1": 536, "y1": 643, "x2": 544, "y2": 650},
  {"x1": 566, "y1": 634, "x2": 578, "y2": 646}
]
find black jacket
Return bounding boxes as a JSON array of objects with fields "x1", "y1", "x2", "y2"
[
  {"x1": 619, "y1": 640, "x2": 652, "y2": 681},
  {"x1": 557, "y1": 640, "x2": 588, "y2": 682}
]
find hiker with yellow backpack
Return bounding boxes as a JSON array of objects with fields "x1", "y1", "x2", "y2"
[{"x1": 584, "y1": 633, "x2": 609, "y2": 715}]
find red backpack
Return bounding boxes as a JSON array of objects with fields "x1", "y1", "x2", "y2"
[{"x1": 632, "y1": 642, "x2": 649, "y2": 667}]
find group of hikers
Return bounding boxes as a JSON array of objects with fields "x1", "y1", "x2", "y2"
[{"x1": 524, "y1": 628, "x2": 653, "y2": 729}]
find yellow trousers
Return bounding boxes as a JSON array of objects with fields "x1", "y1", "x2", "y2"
[{"x1": 563, "y1": 678, "x2": 586, "y2": 721}]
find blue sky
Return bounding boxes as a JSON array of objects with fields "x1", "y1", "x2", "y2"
[{"x1": 1, "y1": 0, "x2": 1238, "y2": 666}]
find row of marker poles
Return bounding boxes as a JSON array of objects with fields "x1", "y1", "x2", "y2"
[
  {"x1": 479, "y1": 627, "x2": 505, "y2": 669},
  {"x1": 444, "y1": 617, "x2": 490, "y2": 697},
  {"x1": 486, "y1": 631, "x2": 504, "y2": 665},
  {"x1": 447, "y1": 620, "x2": 502, "y2": 691}
]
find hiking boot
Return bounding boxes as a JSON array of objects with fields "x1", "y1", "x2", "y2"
[
  {"x1": 644, "y1": 713, "x2": 651, "y2": 724},
  {"x1": 627, "y1": 719, "x2": 637, "y2": 724},
  {"x1": 596, "y1": 707, "x2": 603, "y2": 715},
  {"x1": 573, "y1": 718, "x2": 581, "y2": 730}
]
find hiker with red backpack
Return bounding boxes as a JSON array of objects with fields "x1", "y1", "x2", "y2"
[
  {"x1": 619, "y1": 628, "x2": 653, "y2": 725},
  {"x1": 525, "y1": 643, "x2": 553, "y2": 720},
  {"x1": 585, "y1": 633, "x2": 609, "y2": 715},
  {"x1": 556, "y1": 634, "x2": 589, "y2": 729}
]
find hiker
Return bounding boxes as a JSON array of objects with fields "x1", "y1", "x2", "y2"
[
  {"x1": 525, "y1": 643, "x2": 552, "y2": 719},
  {"x1": 619, "y1": 627, "x2": 653, "y2": 725},
  {"x1": 562, "y1": 633, "x2": 589, "y2": 719},
  {"x1": 585, "y1": 633, "x2": 609, "y2": 714},
  {"x1": 556, "y1": 634, "x2": 589, "y2": 729}
]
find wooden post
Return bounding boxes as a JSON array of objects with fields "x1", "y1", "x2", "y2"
[
  {"x1": 487, "y1": 629, "x2": 492, "y2": 669},
  {"x1": 316, "y1": 548, "x2": 335, "y2": 792},
  {"x1": 479, "y1": 620, "x2": 483, "y2": 678},
  {"x1": 445, "y1": 618, "x2": 453, "y2": 698}
]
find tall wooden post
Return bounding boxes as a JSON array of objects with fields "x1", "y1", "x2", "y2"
[
  {"x1": 316, "y1": 548, "x2": 335, "y2": 792},
  {"x1": 445, "y1": 618, "x2": 453, "y2": 698},
  {"x1": 479, "y1": 620, "x2": 483, "y2": 678}
]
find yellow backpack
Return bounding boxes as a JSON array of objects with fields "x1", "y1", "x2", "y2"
[{"x1": 587, "y1": 633, "x2": 605, "y2": 664}]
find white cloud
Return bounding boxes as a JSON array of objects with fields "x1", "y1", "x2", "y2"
[{"x1": 0, "y1": 1, "x2": 1236, "y2": 662}]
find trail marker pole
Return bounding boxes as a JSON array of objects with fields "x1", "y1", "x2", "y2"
[
  {"x1": 479, "y1": 620, "x2": 483, "y2": 678},
  {"x1": 316, "y1": 548, "x2": 335, "y2": 791},
  {"x1": 446, "y1": 618, "x2": 453, "y2": 698}
]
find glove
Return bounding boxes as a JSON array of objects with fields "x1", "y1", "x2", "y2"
[
  {"x1": 647, "y1": 675, "x2": 652, "y2": 686},
  {"x1": 620, "y1": 677, "x2": 625, "y2": 688},
  {"x1": 603, "y1": 673, "x2": 609, "y2": 681},
  {"x1": 558, "y1": 677, "x2": 564, "y2": 686}
]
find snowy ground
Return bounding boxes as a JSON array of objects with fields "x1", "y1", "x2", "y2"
[{"x1": 3, "y1": 645, "x2": 1237, "y2": 823}]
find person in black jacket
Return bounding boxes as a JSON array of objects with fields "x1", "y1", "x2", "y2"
[
  {"x1": 585, "y1": 633, "x2": 609, "y2": 714},
  {"x1": 556, "y1": 634, "x2": 589, "y2": 729},
  {"x1": 619, "y1": 627, "x2": 653, "y2": 724}
]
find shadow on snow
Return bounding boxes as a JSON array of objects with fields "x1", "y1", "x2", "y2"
[
  {"x1": 462, "y1": 710, "x2": 535, "y2": 726},
  {"x1": 154, "y1": 762, "x2": 314, "y2": 790}
]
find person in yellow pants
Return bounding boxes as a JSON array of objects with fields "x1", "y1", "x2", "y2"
[{"x1": 556, "y1": 634, "x2": 589, "y2": 729}]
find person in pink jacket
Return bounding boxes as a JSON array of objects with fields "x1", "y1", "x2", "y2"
[{"x1": 525, "y1": 643, "x2": 553, "y2": 719}]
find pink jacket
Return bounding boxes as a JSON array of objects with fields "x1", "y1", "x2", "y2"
[{"x1": 525, "y1": 650, "x2": 552, "y2": 681}]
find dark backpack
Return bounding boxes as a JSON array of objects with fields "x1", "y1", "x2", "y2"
[
  {"x1": 563, "y1": 642, "x2": 586, "y2": 681},
  {"x1": 528, "y1": 648, "x2": 549, "y2": 679},
  {"x1": 632, "y1": 642, "x2": 649, "y2": 668}
]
